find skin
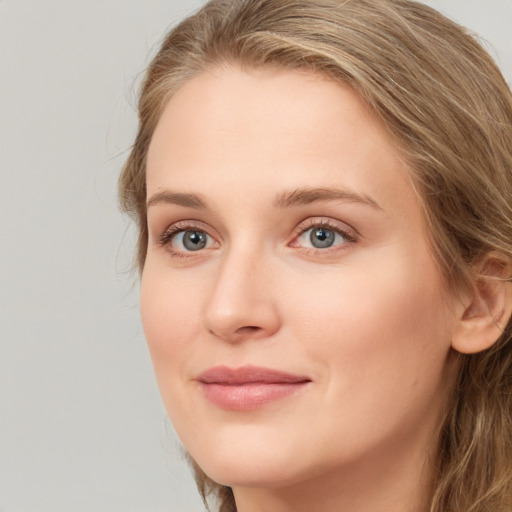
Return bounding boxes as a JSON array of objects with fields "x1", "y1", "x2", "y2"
[{"x1": 141, "y1": 66, "x2": 463, "y2": 512}]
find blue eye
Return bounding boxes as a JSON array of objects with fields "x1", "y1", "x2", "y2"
[
  {"x1": 309, "y1": 227, "x2": 335, "y2": 248},
  {"x1": 172, "y1": 230, "x2": 212, "y2": 251},
  {"x1": 297, "y1": 226, "x2": 350, "y2": 249}
]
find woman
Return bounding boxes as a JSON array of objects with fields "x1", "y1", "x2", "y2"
[{"x1": 119, "y1": 1, "x2": 512, "y2": 510}]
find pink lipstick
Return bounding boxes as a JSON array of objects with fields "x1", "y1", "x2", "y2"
[{"x1": 196, "y1": 365, "x2": 311, "y2": 411}]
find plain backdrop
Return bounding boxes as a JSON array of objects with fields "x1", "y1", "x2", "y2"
[{"x1": 1, "y1": 1, "x2": 511, "y2": 511}]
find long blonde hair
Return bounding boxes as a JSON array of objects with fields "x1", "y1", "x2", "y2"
[{"x1": 119, "y1": 1, "x2": 512, "y2": 510}]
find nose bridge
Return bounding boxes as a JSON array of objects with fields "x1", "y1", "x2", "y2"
[{"x1": 203, "y1": 240, "x2": 280, "y2": 342}]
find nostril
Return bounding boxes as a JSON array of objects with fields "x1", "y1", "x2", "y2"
[
  {"x1": 239, "y1": 326, "x2": 260, "y2": 332},
  {"x1": 234, "y1": 326, "x2": 263, "y2": 336}
]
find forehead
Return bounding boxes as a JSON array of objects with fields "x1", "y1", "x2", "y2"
[
  {"x1": 146, "y1": 65, "x2": 416, "y2": 219},
  {"x1": 148, "y1": 65, "x2": 390, "y2": 159}
]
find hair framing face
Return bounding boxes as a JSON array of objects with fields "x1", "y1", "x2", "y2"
[{"x1": 120, "y1": 1, "x2": 512, "y2": 510}]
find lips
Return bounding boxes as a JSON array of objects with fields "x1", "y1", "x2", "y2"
[{"x1": 196, "y1": 365, "x2": 311, "y2": 411}]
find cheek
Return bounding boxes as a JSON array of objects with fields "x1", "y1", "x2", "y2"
[
  {"x1": 276, "y1": 258, "x2": 454, "y2": 467},
  {"x1": 140, "y1": 264, "x2": 202, "y2": 390},
  {"x1": 294, "y1": 253, "x2": 446, "y2": 335},
  {"x1": 290, "y1": 251, "x2": 453, "y2": 405},
  {"x1": 139, "y1": 268, "x2": 212, "y2": 442}
]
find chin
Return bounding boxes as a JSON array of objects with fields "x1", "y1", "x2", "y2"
[
  {"x1": 198, "y1": 457, "x2": 303, "y2": 490},
  {"x1": 184, "y1": 425, "x2": 308, "y2": 489}
]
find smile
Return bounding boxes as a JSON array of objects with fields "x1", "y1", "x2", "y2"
[{"x1": 196, "y1": 365, "x2": 312, "y2": 411}]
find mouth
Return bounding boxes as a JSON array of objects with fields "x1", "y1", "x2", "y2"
[{"x1": 196, "y1": 365, "x2": 312, "y2": 411}]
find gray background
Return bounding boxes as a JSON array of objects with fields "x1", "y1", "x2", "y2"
[{"x1": 1, "y1": 1, "x2": 511, "y2": 511}]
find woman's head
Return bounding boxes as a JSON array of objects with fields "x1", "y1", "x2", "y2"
[{"x1": 120, "y1": 1, "x2": 512, "y2": 510}]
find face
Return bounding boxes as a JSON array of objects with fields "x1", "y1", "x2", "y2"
[{"x1": 141, "y1": 66, "x2": 459, "y2": 493}]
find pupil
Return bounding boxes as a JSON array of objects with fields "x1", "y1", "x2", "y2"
[
  {"x1": 311, "y1": 228, "x2": 334, "y2": 248},
  {"x1": 183, "y1": 230, "x2": 207, "y2": 250}
]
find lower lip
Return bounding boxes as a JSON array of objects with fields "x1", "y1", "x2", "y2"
[{"x1": 200, "y1": 382, "x2": 309, "y2": 411}]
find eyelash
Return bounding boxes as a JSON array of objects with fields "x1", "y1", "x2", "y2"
[
  {"x1": 158, "y1": 218, "x2": 357, "y2": 258},
  {"x1": 291, "y1": 218, "x2": 357, "y2": 250},
  {"x1": 159, "y1": 222, "x2": 204, "y2": 246},
  {"x1": 158, "y1": 221, "x2": 213, "y2": 258}
]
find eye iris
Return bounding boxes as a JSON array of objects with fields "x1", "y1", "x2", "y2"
[
  {"x1": 183, "y1": 230, "x2": 207, "y2": 250},
  {"x1": 310, "y1": 228, "x2": 335, "y2": 248}
]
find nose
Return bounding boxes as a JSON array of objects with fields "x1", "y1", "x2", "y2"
[{"x1": 202, "y1": 248, "x2": 281, "y2": 343}]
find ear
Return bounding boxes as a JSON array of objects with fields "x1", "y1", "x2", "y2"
[{"x1": 451, "y1": 254, "x2": 512, "y2": 354}]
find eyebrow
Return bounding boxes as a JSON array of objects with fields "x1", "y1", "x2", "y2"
[
  {"x1": 146, "y1": 191, "x2": 207, "y2": 209},
  {"x1": 273, "y1": 187, "x2": 382, "y2": 210},
  {"x1": 146, "y1": 187, "x2": 382, "y2": 211}
]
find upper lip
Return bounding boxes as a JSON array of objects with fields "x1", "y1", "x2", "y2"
[{"x1": 196, "y1": 365, "x2": 311, "y2": 385}]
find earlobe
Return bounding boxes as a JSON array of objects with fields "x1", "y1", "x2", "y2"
[{"x1": 451, "y1": 255, "x2": 512, "y2": 355}]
